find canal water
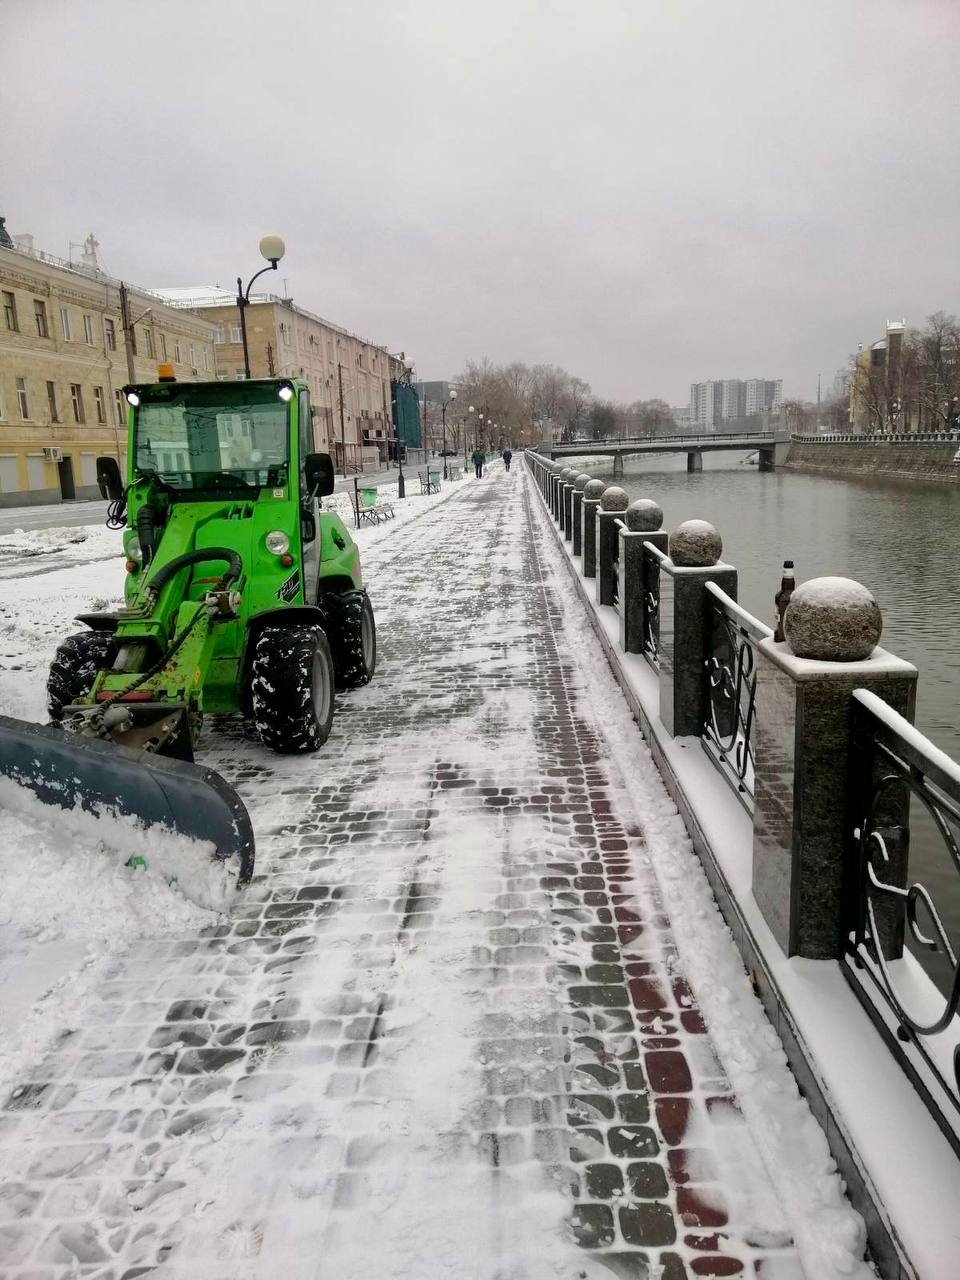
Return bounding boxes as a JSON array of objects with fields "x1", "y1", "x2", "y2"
[{"x1": 589, "y1": 451, "x2": 960, "y2": 991}]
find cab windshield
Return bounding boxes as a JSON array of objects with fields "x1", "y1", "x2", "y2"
[{"x1": 133, "y1": 383, "x2": 290, "y2": 490}]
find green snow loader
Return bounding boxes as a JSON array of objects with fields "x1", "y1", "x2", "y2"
[{"x1": 0, "y1": 374, "x2": 377, "y2": 883}]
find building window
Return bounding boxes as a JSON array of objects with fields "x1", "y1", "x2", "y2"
[
  {"x1": 114, "y1": 389, "x2": 125, "y2": 426},
  {"x1": 16, "y1": 377, "x2": 29, "y2": 419},
  {"x1": 104, "y1": 317, "x2": 116, "y2": 350},
  {"x1": 174, "y1": 340, "x2": 182, "y2": 363},
  {"x1": 2, "y1": 291, "x2": 17, "y2": 331},
  {"x1": 46, "y1": 381, "x2": 58, "y2": 422},
  {"x1": 143, "y1": 328, "x2": 154, "y2": 358},
  {"x1": 214, "y1": 324, "x2": 225, "y2": 344},
  {"x1": 70, "y1": 383, "x2": 85, "y2": 423},
  {"x1": 94, "y1": 386, "x2": 105, "y2": 423},
  {"x1": 159, "y1": 333, "x2": 167, "y2": 360},
  {"x1": 189, "y1": 342, "x2": 196, "y2": 369},
  {"x1": 59, "y1": 306, "x2": 72, "y2": 340},
  {"x1": 83, "y1": 313, "x2": 95, "y2": 345},
  {"x1": 230, "y1": 323, "x2": 242, "y2": 343},
  {"x1": 27, "y1": 455, "x2": 47, "y2": 490}
]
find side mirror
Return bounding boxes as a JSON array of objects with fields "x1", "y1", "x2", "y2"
[
  {"x1": 304, "y1": 452, "x2": 335, "y2": 498},
  {"x1": 96, "y1": 456, "x2": 123, "y2": 501}
]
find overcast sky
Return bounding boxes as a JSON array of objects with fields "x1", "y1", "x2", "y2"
[{"x1": 4, "y1": 0, "x2": 959, "y2": 405}]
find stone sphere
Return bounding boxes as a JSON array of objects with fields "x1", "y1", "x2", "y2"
[
  {"x1": 624, "y1": 498, "x2": 664, "y2": 533},
  {"x1": 583, "y1": 479, "x2": 607, "y2": 501},
  {"x1": 573, "y1": 473, "x2": 592, "y2": 492},
  {"x1": 783, "y1": 576, "x2": 882, "y2": 661},
  {"x1": 600, "y1": 486, "x2": 630, "y2": 512},
  {"x1": 669, "y1": 519, "x2": 722, "y2": 567},
  {"x1": 560, "y1": 467, "x2": 576, "y2": 483}
]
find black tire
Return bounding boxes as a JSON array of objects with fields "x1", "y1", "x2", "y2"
[
  {"x1": 320, "y1": 590, "x2": 377, "y2": 688},
  {"x1": 250, "y1": 624, "x2": 335, "y2": 753},
  {"x1": 47, "y1": 631, "x2": 114, "y2": 723}
]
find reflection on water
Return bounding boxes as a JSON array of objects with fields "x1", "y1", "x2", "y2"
[{"x1": 588, "y1": 451, "x2": 960, "y2": 989}]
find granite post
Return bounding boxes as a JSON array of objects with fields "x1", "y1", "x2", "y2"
[
  {"x1": 580, "y1": 480, "x2": 606, "y2": 579},
  {"x1": 595, "y1": 487, "x2": 629, "y2": 606},
  {"x1": 659, "y1": 521, "x2": 736, "y2": 738},
  {"x1": 619, "y1": 499, "x2": 667, "y2": 654},
  {"x1": 563, "y1": 483, "x2": 574, "y2": 541},
  {"x1": 571, "y1": 473, "x2": 591, "y2": 557},
  {"x1": 752, "y1": 578, "x2": 918, "y2": 959}
]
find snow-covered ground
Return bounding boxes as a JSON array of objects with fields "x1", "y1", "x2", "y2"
[
  {"x1": 0, "y1": 475, "x2": 472, "y2": 1072},
  {"x1": 0, "y1": 463, "x2": 873, "y2": 1278}
]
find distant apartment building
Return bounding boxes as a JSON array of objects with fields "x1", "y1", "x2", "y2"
[
  {"x1": 690, "y1": 381, "x2": 721, "y2": 428},
  {"x1": 0, "y1": 220, "x2": 215, "y2": 506},
  {"x1": 156, "y1": 287, "x2": 397, "y2": 471},
  {"x1": 689, "y1": 376, "x2": 782, "y2": 428},
  {"x1": 744, "y1": 378, "x2": 783, "y2": 415}
]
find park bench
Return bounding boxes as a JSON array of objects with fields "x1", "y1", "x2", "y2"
[
  {"x1": 419, "y1": 469, "x2": 442, "y2": 495},
  {"x1": 351, "y1": 481, "x2": 395, "y2": 527}
]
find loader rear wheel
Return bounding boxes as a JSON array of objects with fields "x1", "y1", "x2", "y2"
[
  {"x1": 47, "y1": 631, "x2": 114, "y2": 723},
  {"x1": 321, "y1": 590, "x2": 376, "y2": 688},
  {"x1": 251, "y1": 624, "x2": 335, "y2": 753}
]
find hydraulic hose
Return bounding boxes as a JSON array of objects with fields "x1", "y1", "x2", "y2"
[{"x1": 146, "y1": 547, "x2": 243, "y2": 595}]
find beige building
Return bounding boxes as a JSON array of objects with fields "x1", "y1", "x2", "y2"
[
  {"x1": 157, "y1": 288, "x2": 395, "y2": 471},
  {"x1": 0, "y1": 227, "x2": 216, "y2": 505}
]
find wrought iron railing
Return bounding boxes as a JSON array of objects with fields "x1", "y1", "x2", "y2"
[
  {"x1": 610, "y1": 519, "x2": 622, "y2": 612},
  {"x1": 700, "y1": 583, "x2": 771, "y2": 812},
  {"x1": 641, "y1": 542, "x2": 665, "y2": 670},
  {"x1": 845, "y1": 688, "x2": 960, "y2": 1156}
]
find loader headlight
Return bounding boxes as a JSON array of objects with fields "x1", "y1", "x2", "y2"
[
  {"x1": 265, "y1": 530, "x2": 290, "y2": 556},
  {"x1": 126, "y1": 390, "x2": 140, "y2": 406},
  {"x1": 277, "y1": 383, "x2": 294, "y2": 403},
  {"x1": 126, "y1": 534, "x2": 142, "y2": 562}
]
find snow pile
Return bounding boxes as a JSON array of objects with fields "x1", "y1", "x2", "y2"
[
  {"x1": 0, "y1": 522, "x2": 121, "y2": 572},
  {"x1": 0, "y1": 552, "x2": 125, "y2": 722},
  {"x1": 0, "y1": 776, "x2": 229, "y2": 1097}
]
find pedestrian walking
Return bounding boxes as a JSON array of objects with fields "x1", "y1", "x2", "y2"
[
  {"x1": 471, "y1": 448, "x2": 485, "y2": 479},
  {"x1": 502, "y1": 448, "x2": 513, "y2": 473}
]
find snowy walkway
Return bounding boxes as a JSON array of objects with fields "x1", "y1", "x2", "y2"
[{"x1": 0, "y1": 468, "x2": 845, "y2": 1278}]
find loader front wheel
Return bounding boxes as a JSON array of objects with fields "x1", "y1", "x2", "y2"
[
  {"x1": 47, "y1": 631, "x2": 114, "y2": 723},
  {"x1": 321, "y1": 590, "x2": 377, "y2": 688},
  {"x1": 251, "y1": 624, "x2": 335, "y2": 753}
]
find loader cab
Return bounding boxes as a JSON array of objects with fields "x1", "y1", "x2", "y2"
[
  {"x1": 126, "y1": 378, "x2": 297, "y2": 495},
  {"x1": 113, "y1": 376, "x2": 348, "y2": 624}
]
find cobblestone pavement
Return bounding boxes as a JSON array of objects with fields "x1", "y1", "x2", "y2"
[{"x1": 0, "y1": 468, "x2": 804, "y2": 1279}]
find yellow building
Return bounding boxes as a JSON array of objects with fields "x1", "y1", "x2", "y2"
[
  {"x1": 0, "y1": 226, "x2": 215, "y2": 505},
  {"x1": 156, "y1": 287, "x2": 396, "y2": 471}
]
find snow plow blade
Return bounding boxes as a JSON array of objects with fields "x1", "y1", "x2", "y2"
[{"x1": 0, "y1": 714, "x2": 255, "y2": 885}]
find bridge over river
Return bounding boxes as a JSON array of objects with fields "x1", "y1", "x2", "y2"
[{"x1": 545, "y1": 429, "x2": 791, "y2": 473}]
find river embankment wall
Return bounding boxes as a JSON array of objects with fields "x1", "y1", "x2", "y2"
[{"x1": 785, "y1": 433, "x2": 960, "y2": 483}]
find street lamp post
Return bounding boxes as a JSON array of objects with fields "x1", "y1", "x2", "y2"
[
  {"x1": 237, "y1": 235, "x2": 285, "y2": 379},
  {"x1": 441, "y1": 388, "x2": 457, "y2": 479}
]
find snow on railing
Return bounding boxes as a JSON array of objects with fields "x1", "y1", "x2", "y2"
[{"x1": 793, "y1": 431, "x2": 960, "y2": 445}]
